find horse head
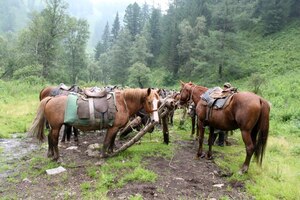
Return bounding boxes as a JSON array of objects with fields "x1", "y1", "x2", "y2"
[
  {"x1": 143, "y1": 88, "x2": 160, "y2": 123},
  {"x1": 179, "y1": 81, "x2": 194, "y2": 105}
]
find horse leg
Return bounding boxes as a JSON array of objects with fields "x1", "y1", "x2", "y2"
[
  {"x1": 47, "y1": 131, "x2": 54, "y2": 158},
  {"x1": 196, "y1": 120, "x2": 205, "y2": 158},
  {"x1": 73, "y1": 127, "x2": 80, "y2": 145},
  {"x1": 108, "y1": 132, "x2": 118, "y2": 153},
  {"x1": 51, "y1": 128, "x2": 61, "y2": 161},
  {"x1": 206, "y1": 127, "x2": 214, "y2": 159},
  {"x1": 170, "y1": 111, "x2": 174, "y2": 126},
  {"x1": 102, "y1": 127, "x2": 119, "y2": 157},
  {"x1": 190, "y1": 115, "x2": 195, "y2": 138},
  {"x1": 66, "y1": 125, "x2": 72, "y2": 142},
  {"x1": 61, "y1": 125, "x2": 71, "y2": 143},
  {"x1": 240, "y1": 130, "x2": 255, "y2": 174}
]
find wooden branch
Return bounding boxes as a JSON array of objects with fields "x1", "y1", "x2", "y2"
[
  {"x1": 118, "y1": 116, "x2": 142, "y2": 137},
  {"x1": 108, "y1": 121, "x2": 159, "y2": 157}
]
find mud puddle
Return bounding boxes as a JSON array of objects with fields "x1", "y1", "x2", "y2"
[{"x1": 0, "y1": 135, "x2": 39, "y2": 178}]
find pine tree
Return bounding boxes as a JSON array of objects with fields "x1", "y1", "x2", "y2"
[
  {"x1": 111, "y1": 12, "x2": 120, "y2": 41},
  {"x1": 102, "y1": 22, "x2": 110, "y2": 51},
  {"x1": 148, "y1": 8, "x2": 162, "y2": 66},
  {"x1": 124, "y1": 3, "x2": 142, "y2": 39}
]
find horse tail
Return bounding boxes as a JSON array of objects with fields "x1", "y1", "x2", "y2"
[
  {"x1": 254, "y1": 98, "x2": 270, "y2": 166},
  {"x1": 39, "y1": 88, "x2": 45, "y2": 101},
  {"x1": 28, "y1": 96, "x2": 52, "y2": 142}
]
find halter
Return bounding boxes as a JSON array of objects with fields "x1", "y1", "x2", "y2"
[{"x1": 187, "y1": 85, "x2": 196, "y2": 104}]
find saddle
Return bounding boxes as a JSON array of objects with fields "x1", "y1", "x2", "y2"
[
  {"x1": 201, "y1": 87, "x2": 237, "y2": 121},
  {"x1": 83, "y1": 87, "x2": 107, "y2": 98},
  {"x1": 51, "y1": 83, "x2": 81, "y2": 96}
]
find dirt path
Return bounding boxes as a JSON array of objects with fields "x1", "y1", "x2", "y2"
[{"x1": 0, "y1": 131, "x2": 252, "y2": 200}]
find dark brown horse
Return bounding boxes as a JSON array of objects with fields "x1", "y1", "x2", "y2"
[
  {"x1": 180, "y1": 81, "x2": 270, "y2": 173},
  {"x1": 39, "y1": 84, "x2": 83, "y2": 143},
  {"x1": 30, "y1": 88, "x2": 160, "y2": 160}
]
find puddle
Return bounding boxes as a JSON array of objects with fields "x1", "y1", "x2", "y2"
[{"x1": 0, "y1": 135, "x2": 39, "y2": 178}]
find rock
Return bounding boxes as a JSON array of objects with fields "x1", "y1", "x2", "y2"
[
  {"x1": 85, "y1": 149, "x2": 99, "y2": 157},
  {"x1": 95, "y1": 161, "x2": 104, "y2": 166},
  {"x1": 213, "y1": 183, "x2": 224, "y2": 188},
  {"x1": 87, "y1": 143, "x2": 100, "y2": 150},
  {"x1": 174, "y1": 177, "x2": 184, "y2": 181},
  {"x1": 22, "y1": 178, "x2": 32, "y2": 183},
  {"x1": 66, "y1": 146, "x2": 78, "y2": 150},
  {"x1": 46, "y1": 166, "x2": 66, "y2": 175}
]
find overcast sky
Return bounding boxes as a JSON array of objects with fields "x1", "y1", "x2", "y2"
[{"x1": 89, "y1": 0, "x2": 170, "y2": 11}]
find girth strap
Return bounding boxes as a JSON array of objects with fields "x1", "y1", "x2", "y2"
[{"x1": 88, "y1": 98, "x2": 95, "y2": 123}]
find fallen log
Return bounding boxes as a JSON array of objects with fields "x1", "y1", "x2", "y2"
[
  {"x1": 107, "y1": 97, "x2": 175, "y2": 157},
  {"x1": 108, "y1": 121, "x2": 159, "y2": 157},
  {"x1": 118, "y1": 116, "x2": 142, "y2": 138}
]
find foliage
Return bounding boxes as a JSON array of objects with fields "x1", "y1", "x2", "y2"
[
  {"x1": 248, "y1": 73, "x2": 266, "y2": 94},
  {"x1": 128, "y1": 62, "x2": 151, "y2": 88}
]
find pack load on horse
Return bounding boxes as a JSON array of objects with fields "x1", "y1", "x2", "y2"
[
  {"x1": 39, "y1": 83, "x2": 83, "y2": 144},
  {"x1": 179, "y1": 81, "x2": 270, "y2": 174},
  {"x1": 29, "y1": 88, "x2": 160, "y2": 161}
]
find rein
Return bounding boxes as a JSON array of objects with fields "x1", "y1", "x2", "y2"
[{"x1": 188, "y1": 85, "x2": 196, "y2": 104}]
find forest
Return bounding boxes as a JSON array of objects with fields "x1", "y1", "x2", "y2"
[
  {"x1": 0, "y1": 0, "x2": 299, "y2": 88},
  {"x1": 1, "y1": 0, "x2": 300, "y2": 199}
]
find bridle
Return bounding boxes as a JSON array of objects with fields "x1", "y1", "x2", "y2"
[{"x1": 181, "y1": 84, "x2": 196, "y2": 105}]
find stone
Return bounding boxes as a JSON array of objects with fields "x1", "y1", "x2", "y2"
[{"x1": 46, "y1": 166, "x2": 66, "y2": 175}]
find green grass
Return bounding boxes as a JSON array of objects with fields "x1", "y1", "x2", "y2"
[{"x1": 0, "y1": 80, "x2": 41, "y2": 138}]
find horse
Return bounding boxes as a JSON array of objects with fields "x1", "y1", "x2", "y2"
[
  {"x1": 157, "y1": 88, "x2": 178, "y2": 126},
  {"x1": 39, "y1": 84, "x2": 83, "y2": 144},
  {"x1": 179, "y1": 81, "x2": 270, "y2": 173},
  {"x1": 30, "y1": 88, "x2": 160, "y2": 160},
  {"x1": 179, "y1": 81, "x2": 208, "y2": 138}
]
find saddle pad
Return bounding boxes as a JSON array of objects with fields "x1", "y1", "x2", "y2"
[
  {"x1": 64, "y1": 94, "x2": 78, "y2": 124},
  {"x1": 64, "y1": 94, "x2": 89, "y2": 126}
]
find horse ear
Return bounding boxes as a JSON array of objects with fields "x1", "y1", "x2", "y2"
[
  {"x1": 147, "y1": 88, "x2": 151, "y2": 96},
  {"x1": 180, "y1": 80, "x2": 185, "y2": 86}
]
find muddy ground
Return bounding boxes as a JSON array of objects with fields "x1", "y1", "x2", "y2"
[{"x1": 0, "y1": 130, "x2": 252, "y2": 200}]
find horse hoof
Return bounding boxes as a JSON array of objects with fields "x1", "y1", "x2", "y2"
[
  {"x1": 238, "y1": 166, "x2": 248, "y2": 175},
  {"x1": 200, "y1": 153, "x2": 206, "y2": 158},
  {"x1": 56, "y1": 157, "x2": 63, "y2": 163},
  {"x1": 100, "y1": 153, "x2": 108, "y2": 159},
  {"x1": 194, "y1": 156, "x2": 200, "y2": 160},
  {"x1": 206, "y1": 156, "x2": 213, "y2": 160}
]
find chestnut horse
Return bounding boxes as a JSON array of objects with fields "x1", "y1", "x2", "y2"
[
  {"x1": 30, "y1": 88, "x2": 160, "y2": 160},
  {"x1": 39, "y1": 84, "x2": 83, "y2": 143},
  {"x1": 180, "y1": 81, "x2": 270, "y2": 173},
  {"x1": 179, "y1": 81, "x2": 208, "y2": 138}
]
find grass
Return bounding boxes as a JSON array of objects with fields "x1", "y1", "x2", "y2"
[
  {"x1": 0, "y1": 80, "x2": 41, "y2": 138},
  {"x1": 79, "y1": 131, "x2": 174, "y2": 199}
]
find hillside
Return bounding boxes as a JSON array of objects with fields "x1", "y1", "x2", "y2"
[{"x1": 237, "y1": 19, "x2": 300, "y2": 137}]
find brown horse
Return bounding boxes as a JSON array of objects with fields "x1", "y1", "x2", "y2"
[
  {"x1": 179, "y1": 81, "x2": 208, "y2": 138},
  {"x1": 39, "y1": 84, "x2": 83, "y2": 143},
  {"x1": 30, "y1": 88, "x2": 160, "y2": 161},
  {"x1": 180, "y1": 81, "x2": 270, "y2": 173}
]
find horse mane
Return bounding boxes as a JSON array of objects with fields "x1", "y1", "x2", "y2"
[
  {"x1": 186, "y1": 82, "x2": 208, "y2": 92},
  {"x1": 123, "y1": 88, "x2": 148, "y2": 103}
]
